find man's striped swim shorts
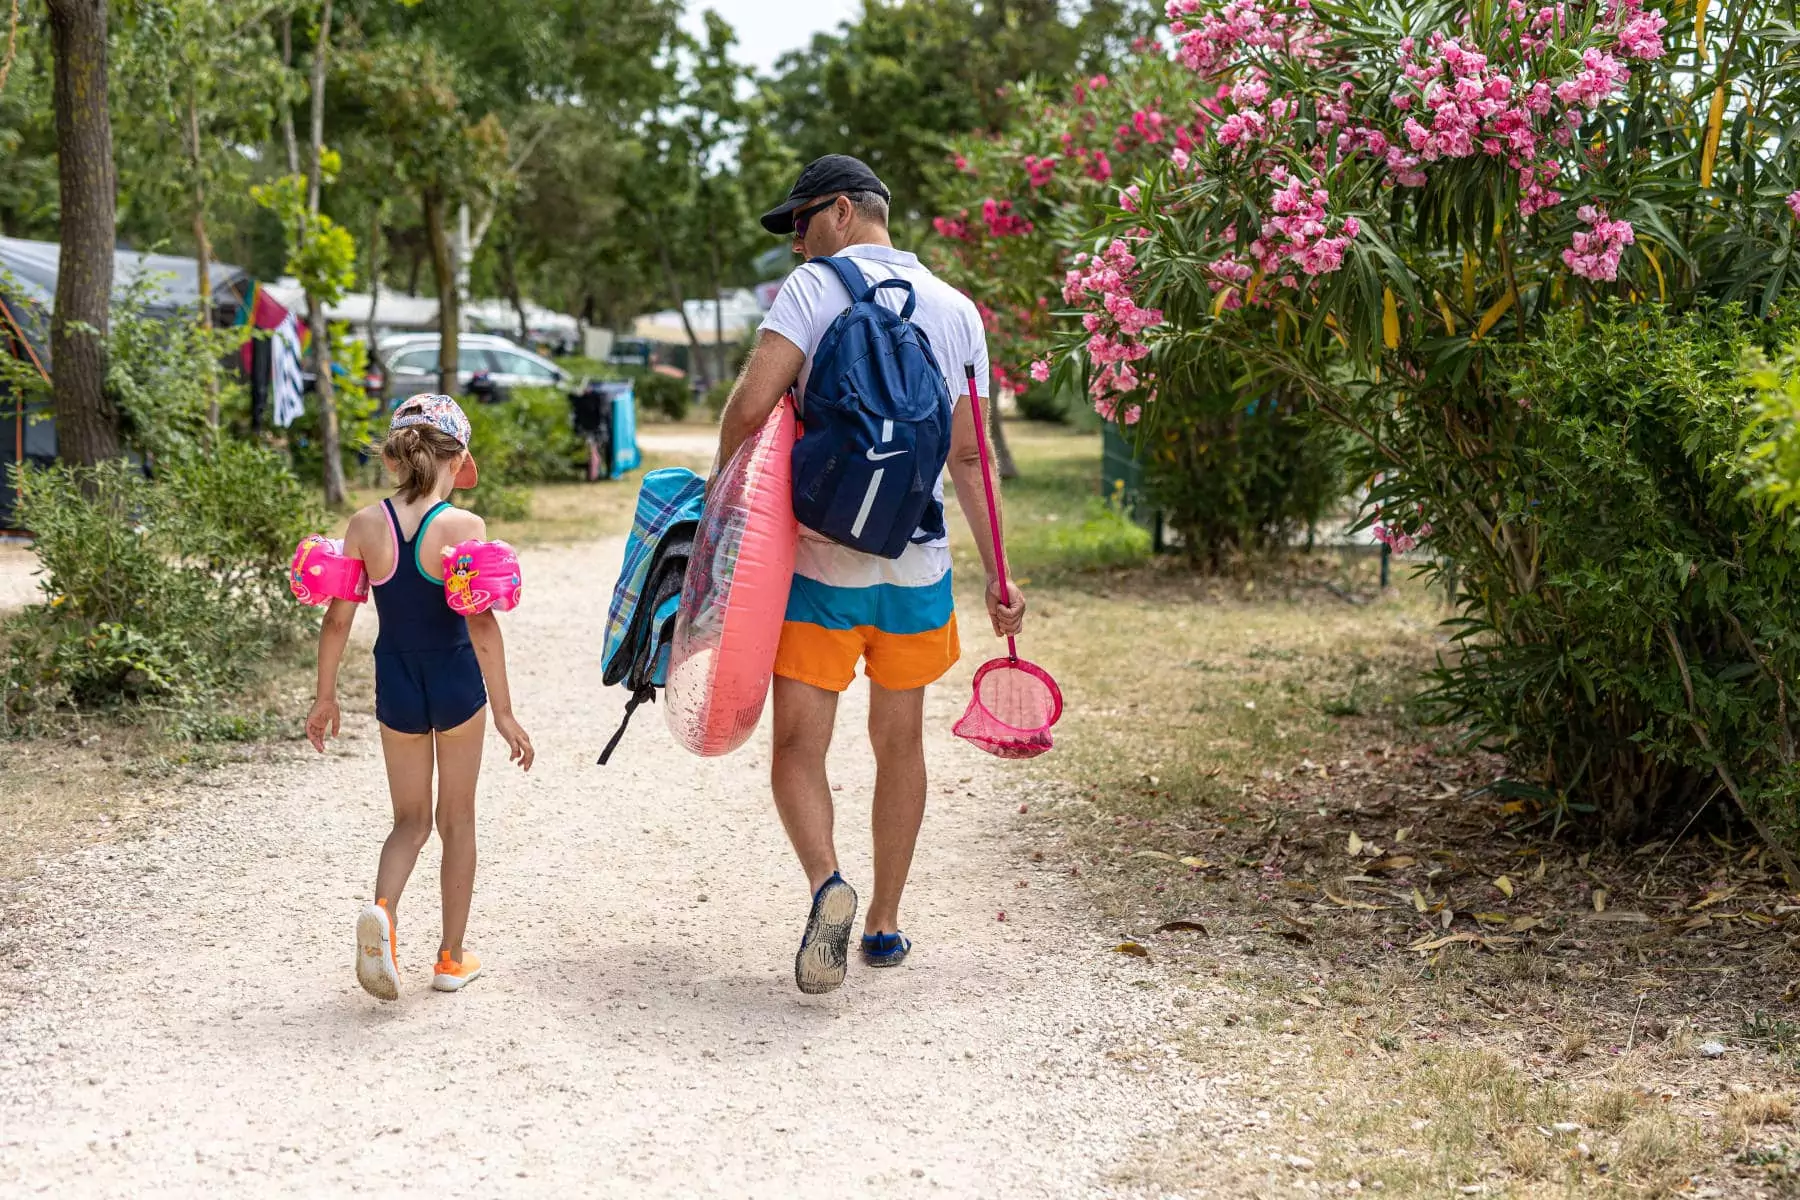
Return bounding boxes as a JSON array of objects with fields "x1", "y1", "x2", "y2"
[{"x1": 772, "y1": 534, "x2": 961, "y2": 693}]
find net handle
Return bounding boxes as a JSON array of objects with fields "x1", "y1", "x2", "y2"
[{"x1": 963, "y1": 364, "x2": 1017, "y2": 660}]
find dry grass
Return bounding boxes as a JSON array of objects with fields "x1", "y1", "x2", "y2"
[{"x1": 979, "y1": 422, "x2": 1800, "y2": 1198}]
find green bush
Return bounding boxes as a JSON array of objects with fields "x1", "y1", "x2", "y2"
[
  {"x1": 3, "y1": 447, "x2": 319, "y2": 727},
  {"x1": 634, "y1": 372, "x2": 690, "y2": 422},
  {"x1": 1014, "y1": 382, "x2": 1069, "y2": 424},
  {"x1": 1136, "y1": 395, "x2": 1345, "y2": 569},
  {"x1": 702, "y1": 378, "x2": 732, "y2": 421},
  {"x1": 463, "y1": 387, "x2": 583, "y2": 484},
  {"x1": 1417, "y1": 305, "x2": 1800, "y2": 843},
  {"x1": 458, "y1": 386, "x2": 583, "y2": 518}
]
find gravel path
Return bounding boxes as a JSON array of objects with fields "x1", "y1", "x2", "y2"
[
  {"x1": 0, "y1": 537, "x2": 1216, "y2": 1198},
  {"x1": 0, "y1": 544, "x2": 39, "y2": 614}
]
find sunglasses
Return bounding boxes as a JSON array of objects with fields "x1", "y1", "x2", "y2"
[{"x1": 792, "y1": 195, "x2": 841, "y2": 239}]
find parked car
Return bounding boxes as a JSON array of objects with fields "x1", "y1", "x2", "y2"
[{"x1": 375, "y1": 333, "x2": 572, "y2": 401}]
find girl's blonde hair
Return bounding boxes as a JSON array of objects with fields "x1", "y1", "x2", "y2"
[{"x1": 381, "y1": 425, "x2": 465, "y2": 502}]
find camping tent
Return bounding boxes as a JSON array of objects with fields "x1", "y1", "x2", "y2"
[{"x1": 0, "y1": 237, "x2": 257, "y2": 531}]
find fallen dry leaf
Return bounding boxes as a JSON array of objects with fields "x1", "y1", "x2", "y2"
[
  {"x1": 1156, "y1": 920, "x2": 1209, "y2": 935},
  {"x1": 1691, "y1": 887, "x2": 1739, "y2": 911},
  {"x1": 1347, "y1": 831, "x2": 1364, "y2": 857},
  {"x1": 1412, "y1": 888, "x2": 1428, "y2": 914},
  {"x1": 1395, "y1": 826, "x2": 1412, "y2": 843},
  {"x1": 1365, "y1": 855, "x2": 1417, "y2": 873},
  {"x1": 1587, "y1": 910, "x2": 1651, "y2": 924},
  {"x1": 1178, "y1": 856, "x2": 1209, "y2": 868},
  {"x1": 1473, "y1": 912, "x2": 1510, "y2": 925},
  {"x1": 1440, "y1": 908, "x2": 1455, "y2": 929},
  {"x1": 1409, "y1": 931, "x2": 1480, "y2": 952},
  {"x1": 1508, "y1": 916, "x2": 1545, "y2": 933},
  {"x1": 1113, "y1": 941, "x2": 1150, "y2": 957},
  {"x1": 1532, "y1": 857, "x2": 1547, "y2": 881},
  {"x1": 1593, "y1": 888, "x2": 1608, "y2": 913},
  {"x1": 1500, "y1": 800, "x2": 1529, "y2": 816},
  {"x1": 1131, "y1": 850, "x2": 1176, "y2": 861},
  {"x1": 1494, "y1": 875, "x2": 1515, "y2": 898},
  {"x1": 1295, "y1": 992, "x2": 1325, "y2": 1009}
]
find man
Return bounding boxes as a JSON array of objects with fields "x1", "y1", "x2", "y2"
[{"x1": 712, "y1": 154, "x2": 1026, "y2": 995}]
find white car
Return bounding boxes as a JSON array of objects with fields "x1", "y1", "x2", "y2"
[{"x1": 376, "y1": 333, "x2": 571, "y2": 400}]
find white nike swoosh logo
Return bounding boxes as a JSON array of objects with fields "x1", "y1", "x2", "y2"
[{"x1": 865, "y1": 448, "x2": 907, "y2": 461}]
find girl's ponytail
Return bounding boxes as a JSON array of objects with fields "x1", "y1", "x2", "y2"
[{"x1": 381, "y1": 424, "x2": 466, "y2": 502}]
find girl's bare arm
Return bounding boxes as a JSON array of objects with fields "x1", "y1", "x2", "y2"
[{"x1": 466, "y1": 611, "x2": 533, "y2": 771}]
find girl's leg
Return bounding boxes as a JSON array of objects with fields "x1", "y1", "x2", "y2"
[
  {"x1": 432, "y1": 707, "x2": 487, "y2": 959},
  {"x1": 376, "y1": 724, "x2": 437, "y2": 920}
]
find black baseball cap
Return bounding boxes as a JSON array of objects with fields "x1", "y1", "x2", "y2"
[{"x1": 760, "y1": 154, "x2": 891, "y2": 235}]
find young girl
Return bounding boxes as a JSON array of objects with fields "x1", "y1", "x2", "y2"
[{"x1": 306, "y1": 394, "x2": 533, "y2": 1001}]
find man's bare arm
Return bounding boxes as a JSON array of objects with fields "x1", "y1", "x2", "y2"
[{"x1": 711, "y1": 330, "x2": 806, "y2": 481}]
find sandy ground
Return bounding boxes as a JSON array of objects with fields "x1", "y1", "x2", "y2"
[
  {"x1": 0, "y1": 536, "x2": 1228, "y2": 1199},
  {"x1": 0, "y1": 544, "x2": 40, "y2": 613},
  {"x1": 636, "y1": 429, "x2": 723, "y2": 458}
]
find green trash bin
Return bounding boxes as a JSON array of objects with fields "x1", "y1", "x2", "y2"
[{"x1": 1100, "y1": 423, "x2": 1168, "y2": 553}]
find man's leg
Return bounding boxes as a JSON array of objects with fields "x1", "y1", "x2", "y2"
[
  {"x1": 770, "y1": 675, "x2": 841, "y2": 891},
  {"x1": 865, "y1": 680, "x2": 927, "y2": 936}
]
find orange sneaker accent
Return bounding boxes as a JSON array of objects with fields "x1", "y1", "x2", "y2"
[
  {"x1": 376, "y1": 898, "x2": 397, "y2": 975},
  {"x1": 431, "y1": 948, "x2": 483, "y2": 992},
  {"x1": 355, "y1": 902, "x2": 400, "y2": 1001}
]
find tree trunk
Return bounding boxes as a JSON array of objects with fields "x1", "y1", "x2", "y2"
[
  {"x1": 185, "y1": 77, "x2": 218, "y2": 426},
  {"x1": 306, "y1": 0, "x2": 342, "y2": 505},
  {"x1": 277, "y1": 12, "x2": 298, "y2": 175},
  {"x1": 310, "y1": 296, "x2": 345, "y2": 507},
  {"x1": 499, "y1": 235, "x2": 528, "y2": 343},
  {"x1": 305, "y1": 0, "x2": 331, "y2": 214},
  {"x1": 45, "y1": 0, "x2": 120, "y2": 466},
  {"x1": 654, "y1": 237, "x2": 703, "y2": 387},
  {"x1": 365, "y1": 202, "x2": 384, "y2": 397},
  {"x1": 988, "y1": 391, "x2": 1018, "y2": 480},
  {"x1": 423, "y1": 188, "x2": 459, "y2": 395},
  {"x1": 708, "y1": 236, "x2": 726, "y2": 391}
]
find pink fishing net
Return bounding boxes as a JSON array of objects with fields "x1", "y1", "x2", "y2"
[
  {"x1": 954, "y1": 655, "x2": 1063, "y2": 759},
  {"x1": 952, "y1": 361, "x2": 1063, "y2": 760}
]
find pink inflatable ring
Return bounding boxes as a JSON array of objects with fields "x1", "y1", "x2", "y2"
[
  {"x1": 664, "y1": 401, "x2": 797, "y2": 756},
  {"x1": 442, "y1": 539, "x2": 522, "y2": 616},
  {"x1": 289, "y1": 536, "x2": 369, "y2": 606}
]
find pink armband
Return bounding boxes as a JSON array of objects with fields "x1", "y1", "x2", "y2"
[
  {"x1": 289, "y1": 536, "x2": 369, "y2": 606},
  {"x1": 442, "y1": 539, "x2": 522, "y2": 616}
]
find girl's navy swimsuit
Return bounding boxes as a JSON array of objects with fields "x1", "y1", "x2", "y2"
[{"x1": 372, "y1": 498, "x2": 487, "y2": 734}]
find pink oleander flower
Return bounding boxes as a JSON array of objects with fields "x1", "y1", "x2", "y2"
[
  {"x1": 1023, "y1": 155, "x2": 1058, "y2": 188},
  {"x1": 1120, "y1": 184, "x2": 1141, "y2": 212},
  {"x1": 1372, "y1": 523, "x2": 1419, "y2": 554},
  {"x1": 1087, "y1": 151, "x2": 1114, "y2": 183},
  {"x1": 1616, "y1": 9, "x2": 1667, "y2": 59},
  {"x1": 1787, "y1": 190, "x2": 1800, "y2": 220},
  {"x1": 932, "y1": 214, "x2": 971, "y2": 242},
  {"x1": 1029, "y1": 359, "x2": 1051, "y2": 383},
  {"x1": 981, "y1": 198, "x2": 1035, "y2": 238},
  {"x1": 1171, "y1": 146, "x2": 1192, "y2": 171},
  {"x1": 1561, "y1": 204, "x2": 1635, "y2": 281}
]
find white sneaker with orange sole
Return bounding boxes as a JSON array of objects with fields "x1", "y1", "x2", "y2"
[
  {"x1": 355, "y1": 900, "x2": 400, "y2": 1001},
  {"x1": 431, "y1": 949, "x2": 483, "y2": 992}
]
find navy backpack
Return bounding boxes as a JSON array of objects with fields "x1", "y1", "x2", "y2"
[{"x1": 791, "y1": 256, "x2": 954, "y2": 559}]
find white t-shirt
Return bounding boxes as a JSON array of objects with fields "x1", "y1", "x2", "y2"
[{"x1": 759, "y1": 243, "x2": 989, "y2": 557}]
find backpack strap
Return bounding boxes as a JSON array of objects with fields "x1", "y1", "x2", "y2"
[
  {"x1": 597, "y1": 687, "x2": 654, "y2": 766},
  {"x1": 814, "y1": 255, "x2": 871, "y2": 305},
  {"x1": 814, "y1": 256, "x2": 918, "y2": 318}
]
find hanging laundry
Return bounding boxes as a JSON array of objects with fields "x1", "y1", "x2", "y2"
[{"x1": 273, "y1": 313, "x2": 307, "y2": 429}]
